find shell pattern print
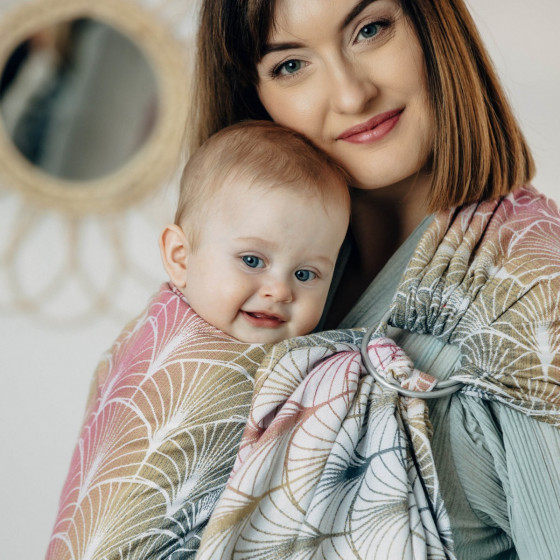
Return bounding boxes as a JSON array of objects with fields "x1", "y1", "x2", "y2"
[
  {"x1": 197, "y1": 331, "x2": 455, "y2": 560},
  {"x1": 46, "y1": 283, "x2": 267, "y2": 559},
  {"x1": 391, "y1": 185, "x2": 560, "y2": 425}
]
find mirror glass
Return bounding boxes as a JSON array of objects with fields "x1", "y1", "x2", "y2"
[{"x1": 0, "y1": 17, "x2": 159, "y2": 182}]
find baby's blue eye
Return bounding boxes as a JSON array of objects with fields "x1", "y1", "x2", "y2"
[
  {"x1": 295, "y1": 269, "x2": 316, "y2": 282},
  {"x1": 357, "y1": 23, "x2": 380, "y2": 40},
  {"x1": 242, "y1": 255, "x2": 265, "y2": 269}
]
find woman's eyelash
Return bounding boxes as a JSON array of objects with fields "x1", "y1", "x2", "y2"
[
  {"x1": 269, "y1": 59, "x2": 302, "y2": 79},
  {"x1": 267, "y1": 18, "x2": 394, "y2": 79},
  {"x1": 354, "y1": 18, "x2": 392, "y2": 42}
]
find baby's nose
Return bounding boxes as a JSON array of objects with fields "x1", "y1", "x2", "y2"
[{"x1": 261, "y1": 280, "x2": 293, "y2": 303}]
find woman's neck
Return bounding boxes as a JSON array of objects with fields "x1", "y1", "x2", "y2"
[
  {"x1": 323, "y1": 173, "x2": 431, "y2": 328},
  {"x1": 349, "y1": 172, "x2": 431, "y2": 278}
]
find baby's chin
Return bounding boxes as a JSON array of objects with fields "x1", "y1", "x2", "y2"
[
  {"x1": 231, "y1": 332, "x2": 289, "y2": 345},
  {"x1": 224, "y1": 313, "x2": 320, "y2": 344},
  {"x1": 228, "y1": 327, "x2": 308, "y2": 345}
]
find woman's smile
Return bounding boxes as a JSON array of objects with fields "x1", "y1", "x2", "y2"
[{"x1": 336, "y1": 107, "x2": 404, "y2": 143}]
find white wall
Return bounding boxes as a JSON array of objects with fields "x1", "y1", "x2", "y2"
[
  {"x1": 1, "y1": 2, "x2": 559, "y2": 559},
  {"x1": 0, "y1": 191, "x2": 174, "y2": 560},
  {"x1": 466, "y1": 0, "x2": 560, "y2": 201}
]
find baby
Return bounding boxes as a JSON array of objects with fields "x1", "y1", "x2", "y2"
[
  {"x1": 46, "y1": 121, "x2": 351, "y2": 559},
  {"x1": 159, "y1": 120, "x2": 351, "y2": 343}
]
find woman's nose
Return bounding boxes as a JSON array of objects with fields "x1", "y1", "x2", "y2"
[
  {"x1": 328, "y1": 59, "x2": 377, "y2": 114},
  {"x1": 260, "y1": 280, "x2": 293, "y2": 303}
]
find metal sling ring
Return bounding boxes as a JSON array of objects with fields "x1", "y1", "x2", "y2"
[{"x1": 360, "y1": 324, "x2": 464, "y2": 399}]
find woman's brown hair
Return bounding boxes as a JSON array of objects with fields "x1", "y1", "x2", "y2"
[{"x1": 190, "y1": 0, "x2": 535, "y2": 211}]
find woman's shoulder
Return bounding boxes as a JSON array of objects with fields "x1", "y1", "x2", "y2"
[
  {"x1": 499, "y1": 183, "x2": 560, "y2": 229},
  {"x1": 402, "y1": 183, "x2": 560, "y2": 307},
  {"x1": 482, "y1": 184, "x2": 560, "y2": 293}
]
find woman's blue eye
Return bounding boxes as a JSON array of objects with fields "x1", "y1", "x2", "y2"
[
  {"x1": 242, "y1": 255, "x2": 265, "y2": 269},
  {"x1": 295, "y1": 269, "x2": 316, "y2": 282},
  {"x1": 357, "y1": 23, "x2": 380, "y2": 41},
  {"x1": 276, "y1": 59, "x2": 302, "y2": 76}
]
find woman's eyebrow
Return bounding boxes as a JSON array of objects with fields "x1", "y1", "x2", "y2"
[
  {"x1": 262, "y1": 41, "x2": 303, "y2": 56},
  {"x1": 262, "y1": 0, "x2": 380, "y2": 56},
  {"x1": 342, "y1": 0, "x2": 379, "y2": 30}
]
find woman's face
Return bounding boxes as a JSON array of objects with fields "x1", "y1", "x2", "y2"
[{"x1": 257, "y1": 0, "x2": 433, "y2": 192}]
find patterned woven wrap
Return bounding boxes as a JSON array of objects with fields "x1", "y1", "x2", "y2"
[
  {"x1": 389, "y1": 185, "x2": 560, "y2": 424},
  {"x1": 197, "y1": 185, "x2": 560, "y2": 559},
  {"x1": 196, "y1": 331, "x2": 455, "y2": 559},
  {"x1": 48, "y1": 185, "x2": 560, "y2": 559},
  {"x1": 46, "y1": 284, "x2": 268, "y2": 559}
]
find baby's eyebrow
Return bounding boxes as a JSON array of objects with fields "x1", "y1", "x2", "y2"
[
  {"x1": 235, "y1": 236, "x2": 278, "y2": 249},
  {"x1": 313, "y1": 256, "x2": 335, "y2": 268}
]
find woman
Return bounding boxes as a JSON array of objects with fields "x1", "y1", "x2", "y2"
[
  {"x1": 192, "y1": 0, "x2": 535, "y2": 331},
  {"x1": 47, "y1": 1, "x2": 559, "y2": 558},
  {"x1": 190, "y1": 0, "x2": 559, "y2": 558}
]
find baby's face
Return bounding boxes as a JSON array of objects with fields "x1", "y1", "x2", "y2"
[{"x1": 181, "y1": 182, "x2": 348, "y2": 343}]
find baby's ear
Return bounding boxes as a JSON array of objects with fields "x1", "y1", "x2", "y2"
[{"x1": 159, "y1": 224, "x2": 190, "y2": 289}]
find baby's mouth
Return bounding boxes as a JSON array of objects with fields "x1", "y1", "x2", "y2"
[{"x1": 241, "y1": 311, "x2": 286, "y2": 328}]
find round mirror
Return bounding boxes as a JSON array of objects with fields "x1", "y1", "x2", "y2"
[
  {"x1": 0, "y1": 0, "x2": 188, "y2": 214},
  {"x1": 0, "y1": 18, "x2": 159, "y2": 182}
]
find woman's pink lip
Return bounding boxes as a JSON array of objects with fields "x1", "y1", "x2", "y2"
[
  {"x1": 241, "y1": 310, "x2": 286, "y2": 329},
  {"x1": 337, "y1": 108, "x2": 404, "y2": 143}
]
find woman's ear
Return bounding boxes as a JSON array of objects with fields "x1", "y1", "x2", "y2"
[{"x1": 159, "y1": 224, "x2": 190, "y2": 289}]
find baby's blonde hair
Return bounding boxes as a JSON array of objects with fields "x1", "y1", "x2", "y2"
[{"x1": 175, "y1": 121, "x2": 350, "y2": 247}]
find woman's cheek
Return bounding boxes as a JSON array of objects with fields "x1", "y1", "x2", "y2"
[{"x1": 259, "y1": 83, "x2": 322, "y2": 139}]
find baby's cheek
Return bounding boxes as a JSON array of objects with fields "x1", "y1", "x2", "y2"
[
  {"x1": 224, "y1": 278, "x2": 251, "y2": 305},
  {"x1": 296, "y1": 302, "x2": 324, "y2": 336}
]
